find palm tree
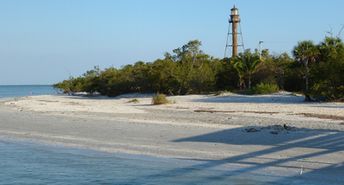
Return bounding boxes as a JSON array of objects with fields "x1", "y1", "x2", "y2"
[
  {"x1": 233, "y1": 60, "x2": 246, "y2": 89},
  {"x1": 319, "y1": 37, "x2": 344, "y2": 60},
  {"x1": 293, "y1": 41, "x2": 319, "y2": 101},
  {"x1": 232, "y1": 50, "x2": 261, "y2": 89}
]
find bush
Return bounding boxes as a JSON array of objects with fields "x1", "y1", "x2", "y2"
[
  {"x1": 310, "y1": 60, "x2": 344, "y2": 101},
  {"x1": 215, "y1": 59, "x2": 239, "y2": 90},
  {"x1": 152, "y1": 94, "x2": 169, "y2": 105},
  {"x1": 252, "y1": 83, "x2": 279, "y2": 94}
]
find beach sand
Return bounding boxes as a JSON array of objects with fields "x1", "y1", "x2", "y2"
[{"x1": 1, "y1": 92, "x2": 344, "y2": 184}]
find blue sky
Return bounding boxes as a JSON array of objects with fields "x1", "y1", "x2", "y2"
[{"x1": 0, "y1": 0, "x2": 343, "y2": 85}]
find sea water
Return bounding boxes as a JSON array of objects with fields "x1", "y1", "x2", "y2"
[
  {"x1": 0, "y1": 138, "x2": 276, "y2": 185},
  {"x1": 0, "y1": 85, "x2": 56, "y2": 99}
]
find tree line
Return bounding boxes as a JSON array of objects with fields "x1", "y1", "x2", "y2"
[{"x1": 54, "y1": 37, "x2": 344, "y2": 101}]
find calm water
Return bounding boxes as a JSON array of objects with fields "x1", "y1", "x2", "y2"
[
  {"x1": 0, "y1": 85, "x2": 56, "y2": 99},
  {"x1": 0, "y1": 139, "x2": 276, "y2": 185}
]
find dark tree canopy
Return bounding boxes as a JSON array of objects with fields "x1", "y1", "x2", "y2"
[{"x1": 55, "y1": 37, "x2": 344, "y2": 101}]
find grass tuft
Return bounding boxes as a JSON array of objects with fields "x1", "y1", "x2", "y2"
[
  {"x1": 127, "y1": 99, "x2": 140, "y2": 103},
  {"x1": 152, "y1": 94, "x2": 169, "y2": 105}
]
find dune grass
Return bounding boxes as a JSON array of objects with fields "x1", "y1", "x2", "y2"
[{"x1": 152, "y1": 94, "x2": 170, "y2": 105}]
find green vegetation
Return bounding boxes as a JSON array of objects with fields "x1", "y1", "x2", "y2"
[
  {"x1": 292, "y1": 37, "x2": 344, "y2": 101},
  {"x1": 54, "y1": 37, "x2": 344, "y2": 102},
  {"x1": 252, "y1": 83, "x2": 279, "y2": 95},
  {"x1": 233, "y1": 50, "x2": 261, "y2": 89},
  {"x1": 127, "y1": 99, "x2": 139, "y2": 103},
  {"x1": 152, "y1": 94, "x2": 170, "y2": 105}
]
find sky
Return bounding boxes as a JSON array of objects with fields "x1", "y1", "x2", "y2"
[{"x1": 0, "y1": 0, "x2": 343, "y2": 85}]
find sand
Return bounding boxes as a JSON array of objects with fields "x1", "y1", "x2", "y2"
[{"x1": 1, "y1": 92, "x2": 344, "y2": 184}]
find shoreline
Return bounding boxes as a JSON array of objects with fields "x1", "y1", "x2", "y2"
[
  {"x1": 0, "y1": 135, "x2": 195, "y2": 163},
  {"x1": 1, "y1": 93, "x2": 344, "y2": 184}
]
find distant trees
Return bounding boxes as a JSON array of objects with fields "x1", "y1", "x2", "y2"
[
  {"x1": 54, "y1": 37, "x2": 344, "y2": 102},
  {"x1": 215, "y1": 58, "x2": 239, "y2": 90},
  {"x1": 293, "y1": 41, "x2": 320, "y2": 100},
  {"x1": 292, "y1": 37, "x2": 344, "y2": 101},
  {"x1": 55, "y1": 40, "x2": 221, "y2": 96},
  {"x1": 155, "y1": 40, "x2": 221, "y2": 95},
  {"x1": 310, "y1": 37, "x2": 344, "y2": 101}
]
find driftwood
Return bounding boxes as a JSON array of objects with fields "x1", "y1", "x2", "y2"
[
  {"x1": 194, "y1": 109, "x2": 279, "y2": 115},
  {"x1": 194, "y1": 109, "x2": 344, "y2": 121},
  {"x1": 296, "y1": 113, "x2": 344, "y2": 121}
]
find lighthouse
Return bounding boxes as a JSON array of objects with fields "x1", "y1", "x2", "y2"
[{"x1": 229, "y1": 5, "x2": 240, "y2": 57}]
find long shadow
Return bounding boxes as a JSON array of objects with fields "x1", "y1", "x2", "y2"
[
  {"x1": 301, "y1": 162, "x2": 344, "y2": 182},
  {"x1": 60, "y1": 93, "x2": 153, "y2": 100},
  {"x1": 123, "y1": 126, "x2": 344, "y2": 184},
  {"x1": 186, "y1": 133, "x2": 344, "y2": 184},
  {"x1": 174, "y1": 126, "x2": 343, "y2": 148},
  {"x1": 193, "y1": 94, "x2": 307, "y2": 105}
]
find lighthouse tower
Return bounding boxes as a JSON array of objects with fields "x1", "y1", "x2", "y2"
[
  {"x1": 230, "y1": 6, "x2": 240, "y2": 57},
  {"x1": 225, "y1": 5, "x2": 244, "y2": 58}
]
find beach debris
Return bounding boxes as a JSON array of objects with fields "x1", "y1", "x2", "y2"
[
  {"x1": 175, "y1": 106, "x2": 189, "y2": 110},
  {"x1": 194, "y1": 109, "x2": 279, "y2": 115},
  {"x1": 244, "y1": 124, "x2": 297, "y2": 135},
  {"x1": 127, "y1": 99, "x2": 139, "y2": 103},
  {"x1": 300, "y1": 165, "x2": 304, "y2": 175},
  {"x1": 296, "y1": 113, "x2": 344, "y2": 121},
  {"x1": 266, "y1": 125, "x2": 293, "y2": 135},
  {"x1": 245, "y1": 127, "x2": 260, "y2": 133}
]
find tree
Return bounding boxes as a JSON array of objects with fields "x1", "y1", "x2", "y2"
[
  {"x1": 82, "y1": 66, "x2": 101, "y2": 94},
  {"x1": 232, "y1": 50, "x2": 261, "y2": 89},
  {"x1": 131, "y1": 61, "x2": 152, "y2": 93},
  {"x1": 150, "y1": 58, "x2": 178, "y2": 95},
  {"x1": 172, "y1": 40, "x2": 203, "y2": 61},
  {"x1": 215, "y1": 58, "x2": 239, "y2": 90},
  {"x1": 318, "y1": 37, "x2": 344, "y2": 61},
  {"x1": 52, "y1": 38, "x2": 344, "y2": 101},
  {"x1": 293, "y1": 41, "x2": 320, "y2": 101},
  {"x1": 310, "y1": 37, "x2": 344, "y2": 101}
]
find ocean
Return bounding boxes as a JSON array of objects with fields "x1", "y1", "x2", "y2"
[
  {"x1": 0, "y1": 85, "x2": 57, "y2": 99},
  {"x1": 0, "y1": 138, "x2": 275, "y2": 185}
]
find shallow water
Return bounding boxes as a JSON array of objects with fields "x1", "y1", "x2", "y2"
[
  {"x1": 0, "y1": 138, "x2": 292, "y2": 185},
  {"x1": 0, "y1": 85, "x2": 56, "y2": 99}
]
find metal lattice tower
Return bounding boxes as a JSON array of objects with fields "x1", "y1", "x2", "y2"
[{"x1": 225, "y1": 5, "x2": 245, "y2": 58}]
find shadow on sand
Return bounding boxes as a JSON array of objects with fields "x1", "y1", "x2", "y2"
[
  {"x1": 124, "y1": 126, "x2": 344, "y2": 184},
  {"x1": 193, "y1": 94, "x2": 307, "y2": 105}
]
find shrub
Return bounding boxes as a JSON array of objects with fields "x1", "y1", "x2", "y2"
[
  {"x1": 215, "y1": 60, "x2": 239, "y2": 90},
  {"x1": 309, "y1": 50, "x2": 344, "y2": 101},
  {"x1": 152, "y1": 94, "x2": 169, "y2": 105},
  {"x1": 252, "y1": 83, "x2": 279, "y2": 94}
]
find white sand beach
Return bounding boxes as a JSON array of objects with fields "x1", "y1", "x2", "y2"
[
  {"x1": 1, "y1": 92, "x2": 344, "y2": 184},
  {"x1": 4, "y1": 92, "x2": 344, "y2": 128}
]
